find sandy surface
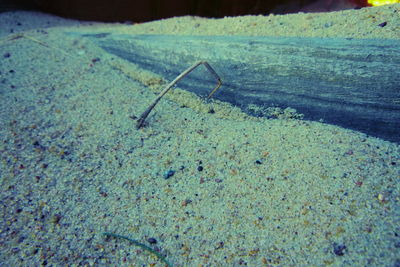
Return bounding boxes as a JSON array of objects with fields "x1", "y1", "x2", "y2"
[{"x1": 0, "y1": 5, "x2": 399, "y2": 267}]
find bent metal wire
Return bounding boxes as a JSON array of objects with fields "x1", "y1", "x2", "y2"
[{"x1": 136, "y1": 61, "x2": 222, "y2": 129}]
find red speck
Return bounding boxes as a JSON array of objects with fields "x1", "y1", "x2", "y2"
[{"x1": 355, "y1": 181, "x2": 363, "y2": 187}]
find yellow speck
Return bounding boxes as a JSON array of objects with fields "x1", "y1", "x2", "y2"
[
  {"x1": 378, "y1": 193, "x2": 387, "y2": 203},
  {"x1": 335, "y1": 227, "x2": 345, "y2": 237},
  {"x1": 249, "y1": 249, "x2": 259, "y2": 256},
  {"x1": 262, "y1": 151, "x2": 270, "y2": 157}
]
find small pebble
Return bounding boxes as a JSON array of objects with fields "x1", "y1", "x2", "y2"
[
  {"x1": 163, "y1": 169, "x2": 175, "y2": 179},
  {"x1": 52, "y1": 214, "x2": 62, "y2": 224},
  {"x1": 3, "y1": 52, "x2": 11, "y2": 58},
  {"x1": 333, "y1": 243, "x2": 346, "y2": 256},
  {"x1": 215, "y1": 241, "x2": 224, "y2": 249},
  {"x1": 197, "y1": 166, "x2": 203, "y2": 172},
  {"x1": 147, "y1": 237, "x2": 157, "y2": 244},
  {"x1": 182, "y1": 199, "x2": 192, "y2": 206},
  {"x1": 378, "y1": 21, "x2": 387, "y2": 27}
]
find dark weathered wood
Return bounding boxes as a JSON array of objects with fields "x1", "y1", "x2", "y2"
[{"x1": 77, "y1": 33, "x2": 400, "y2": 143}]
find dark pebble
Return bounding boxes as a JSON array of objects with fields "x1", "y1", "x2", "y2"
[
  {"x1": 255, "y1": 160, "x2": 262, "y2": 164},
  {"x1": 163, "y1": 169, "x2": 175, "y2": 179},
  {"x1": 197, "y1": 166, "x2": 203, "y2": 172},
  {"x1": 147, "y1": 237, "x2": 157, "y2": 244},
  {"x1": 3, "y1": 52, "x2": 10, "y2": 58},
  {"x1": 378, "y1": 21, "x2": 387, "y2": 27},
  {"x1": 52, "y1": 214, "x2": 62, "y2": 224},
  {"x1": 333, "y1": 243, "x2": 346, "y2": 256}
]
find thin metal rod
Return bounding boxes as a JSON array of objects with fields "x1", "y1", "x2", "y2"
[
  {"x1": 202, "y1": 61, "x2": 222, "y2": 99},
  {"x1": 136, "y1": 61, "x2": 222, "y2": 129}
]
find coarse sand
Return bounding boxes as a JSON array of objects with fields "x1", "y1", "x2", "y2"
[{"x1": 0, "y1": 5, "x2": 399, "y2": 267}]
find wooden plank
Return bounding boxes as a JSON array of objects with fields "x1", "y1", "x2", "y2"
[{"x1": 78, "y1": 33, "x2": 400, "y2": 143}]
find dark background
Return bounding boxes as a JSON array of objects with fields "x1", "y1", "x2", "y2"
[{"x1": 1, "y1": 0, "x2": 369, "y2": 22}]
